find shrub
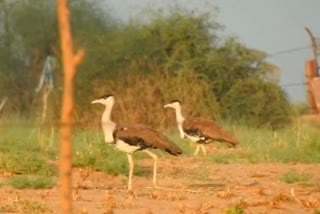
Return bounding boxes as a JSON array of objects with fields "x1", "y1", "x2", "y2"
[{"x1": 221, "y1": 78, "x2": 292, "y2": 129}]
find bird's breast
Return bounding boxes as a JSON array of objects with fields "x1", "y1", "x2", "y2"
[
  {"x1": 184, "y1": 129, "x2": 210, "y2": 143},
  {"x1": 185, "y1": 133, "x2": 202, "y2": 142},
  {"x1": 114, "y1": 140, "x2": 141, "y2": 154}
]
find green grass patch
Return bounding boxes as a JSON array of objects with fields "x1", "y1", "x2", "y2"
[
  {"x1": 2, "y1": 115, "x2": 320, "y2": 180},
  {"x1": 225, "y1": 206, "x2": 245, "y2": 214},
  {"x1": 166, "y1": 135, "x2": 195, "y2": 156},
  {"x1": 0, "y1": 175, "x2": 56, "y2": 189},
  {"x1": 280, "y1": 170, "x2": 313, "y2": 184},
  {"x1": 170, "y1": 122, "x2": 320, "y2": 164},
  {"x1": 298, "y1": 182, "x2": 314, "y2": 188},
  {"x1": 205, "y1": 122, "x2": 320, "y2": 164},
  {"x1": 0, "y1": 115, "x2": 58, "y2": 176}
]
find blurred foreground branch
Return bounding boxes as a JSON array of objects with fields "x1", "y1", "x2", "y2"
[{"x1": 57, "y1": 0, "x2": 85, "y2": 213}]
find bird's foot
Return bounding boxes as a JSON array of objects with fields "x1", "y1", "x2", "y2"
[
  {"x1": 145, "y1": 183, "x2": 159, "y2": 189},
  {"x1": 153, "y1": 182, "x2": 159, "y2": 188},
  {"x1": 127, "y1": 188, "x2": 136, "y2": 199},
  {"x1": 127, "y1": 185, "x2": 133, "y2": 192}
]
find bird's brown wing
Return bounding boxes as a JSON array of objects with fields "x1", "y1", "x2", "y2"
[
  {"x1": 183, "y1": 117, "x2": 239, "y2": 147},
  {"x1": 114, "y1": 124, "x2": 182, "y2": 156}
]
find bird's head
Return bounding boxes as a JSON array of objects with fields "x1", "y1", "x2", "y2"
[
  {"x1": 164, "y1": 100, "x2": 181, "y2": 110},
  {"x1": 91, "y1": 94, "x2": 115, "y2": 107}
]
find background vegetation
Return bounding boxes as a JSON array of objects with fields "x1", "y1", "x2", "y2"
[{"x1": 0, "y1": 0, "x2": 292, "y2": 129}]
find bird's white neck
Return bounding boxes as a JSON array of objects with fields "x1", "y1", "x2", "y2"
[
  {"x1": 101, "y1": 104, "x2": 116, "y2": 143},
  {"x1": 174, "y1": 105, "x2": 185, "y2": 139}
]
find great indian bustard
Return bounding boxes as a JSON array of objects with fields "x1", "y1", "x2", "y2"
[
  {"x1": 164, "y1": 100, "x2": 238, "y2": 156},
  {"x1": 92, "y1": 95, "x2": 182, "y2": 190}
]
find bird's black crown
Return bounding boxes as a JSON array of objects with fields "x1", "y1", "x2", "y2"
[
  {"x1": 169, "y1": 99, "x2": 181, "y2": 104},
  {"x1": 98, "y1": 94, "x2": 114, "y2": 99}
]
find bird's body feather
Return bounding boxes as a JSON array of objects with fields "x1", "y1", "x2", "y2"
[
  {"x1": 114, "y1": 124, "x2": 182, "y2": 155},
  {"x1": 183, "y1": 117, "x2": 238, "y2": 147}
]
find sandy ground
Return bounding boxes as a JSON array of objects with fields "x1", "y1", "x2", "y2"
[{"x1": 0, "y1": 155, "x2": 320, "y2": 214}]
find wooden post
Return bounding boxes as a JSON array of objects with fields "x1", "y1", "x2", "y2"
[
  {"x1": 57, "y1": 0, "x2": 85, "y2": 213},
  {"x1": 311, "y1": 77, "x2": 320, "y2": 112},
  {"x1": 305, "y1": 60, "x2": 318, "y2": 114}
]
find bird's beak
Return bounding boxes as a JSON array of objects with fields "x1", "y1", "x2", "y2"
[
  {"x1": 91, "y1": 99, "x2": 100, "y2": 104},
  {"x1": 163, "y1": 104, "x2": 172, "y2": 108}
]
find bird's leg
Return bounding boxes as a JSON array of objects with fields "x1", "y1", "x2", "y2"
[
  {"x1": 194, "y1": 144, "x2": 200, "y2": 156},
  {"x1": 200, "y1": 145, "x2": 207, "y2": 156},
  {"x1": 144, "y1": 150, "x2": 158, "y2": 187},
  {"x1": 126, "y1": 153, "x2": 134, "y2": 191}
]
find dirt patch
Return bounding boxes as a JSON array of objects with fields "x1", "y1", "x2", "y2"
[{"x1": 1, "y1": 157, "x2": 320, "y2": 214}]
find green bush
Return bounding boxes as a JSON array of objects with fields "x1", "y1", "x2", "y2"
[{"x1": 221, "y1": 78, "x2": 292, "y2": 128}]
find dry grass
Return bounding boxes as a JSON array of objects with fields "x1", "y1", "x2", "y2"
[
  {"x1": 90, "y1": 70, "x2": 220, "y2": 130},
  {"x1": 0, "y1": 198, "x2": 52, "y2": 213}
]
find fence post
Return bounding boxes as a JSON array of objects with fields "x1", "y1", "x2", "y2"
[{"x1": 305, "y1": 60, "x2": 318, "y2": 114}]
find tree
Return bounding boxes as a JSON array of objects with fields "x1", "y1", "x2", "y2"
[
  {"x1": 204, "y1": 37, "x2": 279, "y2": 101},
  {"x1": 221, "y1": 78, "x2": 291, "y2": 128}
]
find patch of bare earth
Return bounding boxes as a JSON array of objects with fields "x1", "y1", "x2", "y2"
[{"x1": 0, "y1": 157, "x2": 320, "y2": 214}]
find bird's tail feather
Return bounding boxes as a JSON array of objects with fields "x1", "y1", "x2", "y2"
[
  {"x1": 224, "y1": 137, "x2": 239, "y2": 148},
  {"x1": 165, "y1": 146, "x2": 183, "y2": 156}
]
